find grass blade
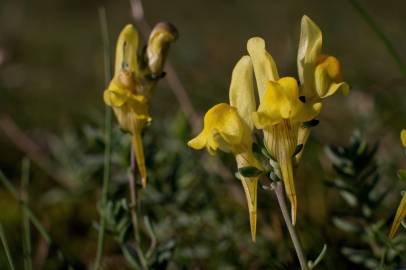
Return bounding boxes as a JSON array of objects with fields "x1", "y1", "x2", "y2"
[
  {"x1": 21, "y1": 158, "x2": 33, "y2": 270},
  {"x1": 349, "y1": 0, "x2": 406, "y2": 75},
  {"x1": 94, "y1": 6, "x2": 113, "y2": 270},
  {"x1": 0, "y1": 169, "x2": 51, "y2": 243},
  {"x1": 0, "y1": 223, "x2": 15, "y2": 270}
]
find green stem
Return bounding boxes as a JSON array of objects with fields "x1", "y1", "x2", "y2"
[
  {"x1": 128, "y1": 148, "x2": 148, "y2": 270},
  {"x1": 129, "y1": 149, "x2": 140, "y2": 244},
  {"x1": 0, "y1": 222, "x2": 15, "y2": 270},
  {"x1": 379, "y1": 248, "x2": 386, "y2": 270},
  {"x1": 21, "y1": 159, "x2": 32, "y2": 270},
  {"x1": 271, "y1": 181, "x2": 309, "y2": 270},
  {"x1": 348, "y1": 0, "x2": 406, "y2": 75},
  {"x1": 94, "y1": 6, "x2": 113, "y2": 270}
]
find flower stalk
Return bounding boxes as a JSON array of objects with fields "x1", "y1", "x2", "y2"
[
  {"x1": 129, "y1": 148, "x2": 141, "y2": 243},
  {"x1": 271, "y1": 181, "x2": 309, "y2": 270}
]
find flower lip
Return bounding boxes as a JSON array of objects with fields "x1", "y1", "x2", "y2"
[
  {"x1": 187, "y1": 103, "x2": 253, "y2": 155},
  {"x1": 252, "y1": 77, "x2": 321, "y2": 129}
]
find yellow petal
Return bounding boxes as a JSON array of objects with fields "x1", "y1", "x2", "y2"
[
  {"x1": 115, "y1": 24, "x2": 140, "y2": 76},
  {"x1": 252, "y1": 78, "x2": 298, "y2": 129},
  {"x1": 279, "y1": 77, "x2": 299, "y2": 102},
  {"x1": 212, "y1": 129, "x2": 240, "y2": 153},
  {"x1": 187, "y1": 103, "x2": 251, "y2": 155},
  {"x1": 280, "y1": 153, "x2": 297, "y2": 225},
  {"x1": 259, "y1": 80, "x2": 289, "y2": 121},
  {"x1": 293, "y1": 102, "x2": 322, "y2": 123},
  {"x1": 104, "y1": 81, "x2": 147, "y2": 108},
  {"x1": 104, "y1": 87, "x2": 129, "y2": 107},
  {"x1": 297, "y1": 15, "x2": 322, "y2": 98},
  {"x1": 247, "y1": 37, "x2": 279, "y2": 101},
  {"x1": 273, "y1": 122, "x2": 298, "y2": 225},
  {"x1": 206, "y1": 105, "x2": 243, "y2": 147},
  {"x1": 236, "y1": 152, "x2": 262, "y2": 242},
  {"x1": 315, "y1": 56, "x2": 349, "y2": 98},
  {"x1": 401, "y1": 129, "x2": 406, "y2": 147},
  {"x1": 132, "y1": 133, "x2": 147, "y2": 188},
  {"x1": 263, "y1": 119, "x2": 298, "y2": 224},
  {"x1": 112, "y1": 104, "x2": 149, "y2": 135},
  {"x1": 241, "y1": 177, "x2": 258, "y2": 242},
  {"x1": 187, "y1": 131, "x2": 208, "y2": 150},
  {"x1": 252, "y1": 111, "x2": 282, "y2": 129},
  {"x1": 389, "y1": 194, "x2": 406, "y2": 238},
  {"x1": 229, "y1": 56, "x2": 256, "y2": 130}
]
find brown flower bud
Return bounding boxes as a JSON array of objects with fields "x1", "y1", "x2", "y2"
[{"x1": 146, "y1": 22, "x2": 178, "y2": 75}]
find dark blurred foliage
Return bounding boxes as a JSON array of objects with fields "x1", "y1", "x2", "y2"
[
  {"x1": 1, "y1": 0, "x2": 406, "y2": 269},
  {"x1": 325, "y1": 133, "x2": 406, "y2": 269}
]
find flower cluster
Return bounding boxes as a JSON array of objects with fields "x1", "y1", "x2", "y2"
[
  {"x1": 104, "y1": 23, "x2": 177, "y2": 187},
  {"x1": 389, "y1": 129, "x2": 406, "y2": 238},
  {"x1": 188, "y1": 15, "x2": 349, "y2": 241}
]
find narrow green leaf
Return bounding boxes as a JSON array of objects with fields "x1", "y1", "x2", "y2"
[
  {"x1": 333, "y1": 217, "x2": 360, "y2": 233},
  {"x1": 94, "y1": 6, "x2": 113, "y2": 270},
  {"x1": 340, "y1": 190, "x2": 358, "y2": 207},
  {"x1": 308, "y1": 244, "x2": 327, "y2": 269}
]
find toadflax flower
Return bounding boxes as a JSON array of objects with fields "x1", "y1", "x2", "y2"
[
  {"x1": 188, "y1": 15, "x2": 348, "y2": 237},
  {"x1": 248, "y1": 37, "x2": 321, "y2": 225},
  {"x1": 247, "y1": 15, "x2": 349, "y2": 224},
  {"x1": 104, "y1": 23, "x2": 177, "y2": 187},
  {"x1": 296, "y1": 15, "x2": 350, "y2": 162},
  {"x1": 389, "y1": 129, "x2": 406, "y2": 238},
  {"x1": 188, "y1": 56, "x2": 262, "y2": 241}
]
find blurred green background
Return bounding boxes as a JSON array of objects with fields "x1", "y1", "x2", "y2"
[{"x1": 1, "y1": 0, "x2": 406, "y2": 269}]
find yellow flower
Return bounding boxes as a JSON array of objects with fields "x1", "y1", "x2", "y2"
[
  {"x1": 188, "y1": 56, "x2": 262, "y2": 241},
  {"x1": 103, "y1": 24, "x2": 150, "y2": 187},
  {"x1": 401, "y1": 129, "x2": 406, "y2": 147},
  {"x1": 188, "y1": 16, "x2": 349, "y2": 237},
  {"x1": 297, "y1": 15, "x2": 349, "y2": 102},
  {"x1": 295, "y1": 15, "x2": 350, "y2": 163},
  {"x1": 103, "y1": 23, "x2": 177, "y2": 188},
  {"x1": 187, "y1": 103, "x2": 252, "y2": 155},
  {"x1": 248, "y1": 37, "x2": 321, "y2": 225},
  {"x1": 252, "y1": 78, "x2": 321, "y2": 128}
]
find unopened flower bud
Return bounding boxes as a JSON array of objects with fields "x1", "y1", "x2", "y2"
[{"x1": 146, "y1": 22, "x2": 178, "y2": 75}]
